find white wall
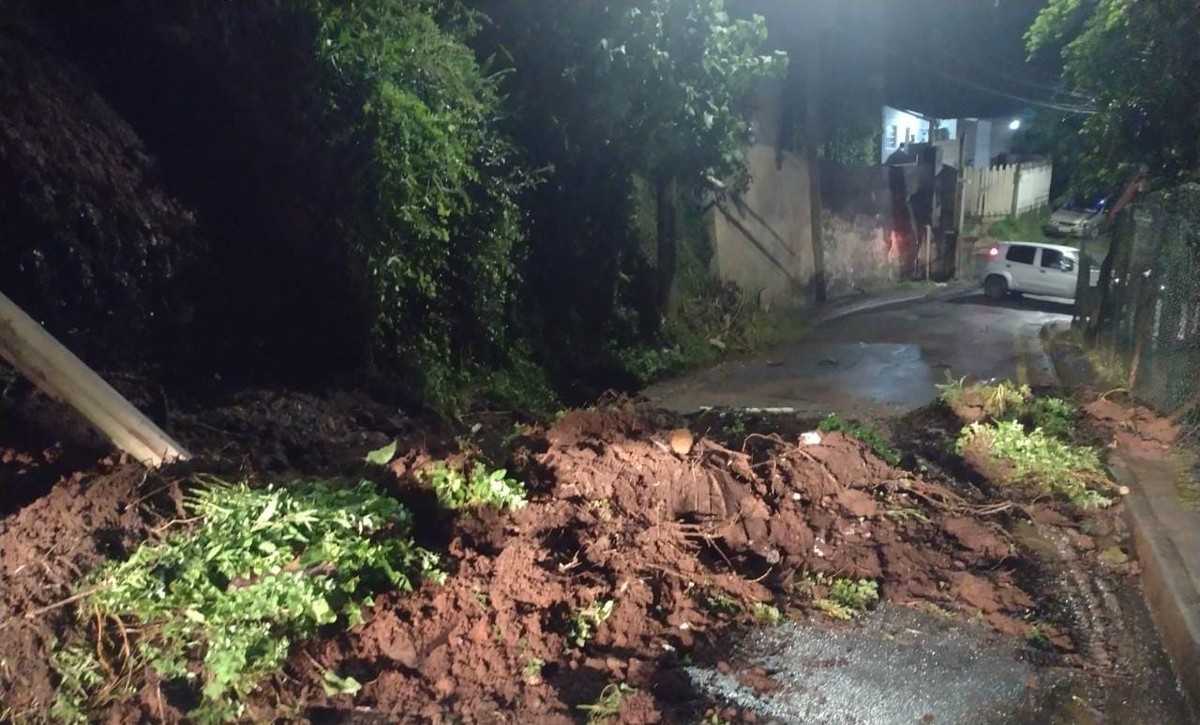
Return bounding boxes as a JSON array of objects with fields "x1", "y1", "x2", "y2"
[
  {"x1": 880, "y1": 106, "x2": 929, "y2": 163},
  {"x1": 711, "y1": 144, "x2": 815, "y2": 308}
]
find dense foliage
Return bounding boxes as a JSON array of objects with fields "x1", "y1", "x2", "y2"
[
  {"x1": 1027, "y1": 0, "x2": 1200, "y2": 194},
  {"x1": 307, "y1": 0, "x2": 532, "y2": 407}
]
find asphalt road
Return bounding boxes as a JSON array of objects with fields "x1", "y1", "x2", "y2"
[
  {"x1": 651, "y1": 290, "x2": 1194, "y2": 723},
  {"x1": 646, "y1": 291, "x2": 1076, "y2": 420}
]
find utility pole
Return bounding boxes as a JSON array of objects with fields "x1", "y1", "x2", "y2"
[{"x1": 802, "y1": 1, "x2": 827, "y2": 304}]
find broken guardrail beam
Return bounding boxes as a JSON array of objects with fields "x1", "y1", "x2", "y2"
[{"x1": 0, "y1": 290, "x2": 190, "y2": 468}]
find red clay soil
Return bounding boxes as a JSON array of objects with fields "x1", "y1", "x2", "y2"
[
  {"x1": 1083, "y1": 396, "x2": 1180, "y2": 459},
  {"x1": 277, "y1": 406, "x2": 1038, "y2": 722},
  {"x1": 0, "y1": 402, "x2": 1046, "y2": 722}
]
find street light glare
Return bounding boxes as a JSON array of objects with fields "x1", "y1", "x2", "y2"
[{"x1": 1009, "y1": 119, "x2": 1021, "y2": 131}]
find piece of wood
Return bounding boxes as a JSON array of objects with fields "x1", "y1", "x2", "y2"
[{"x1": 0, "y1": 290, "x2": 190, "y2": 467}]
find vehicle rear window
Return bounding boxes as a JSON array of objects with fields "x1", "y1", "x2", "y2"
[{"x1": 1005, "y1": 245, "x2": 1036, "y2": 264}]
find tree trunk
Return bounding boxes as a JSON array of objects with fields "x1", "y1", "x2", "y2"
[{"x1": 654, "y1": 172, "x2": 678, "y2": 323}]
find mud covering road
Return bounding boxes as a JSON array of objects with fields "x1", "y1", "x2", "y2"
[{"x1": 0, "y1": 379, "x2": 1193, "y2": 721}]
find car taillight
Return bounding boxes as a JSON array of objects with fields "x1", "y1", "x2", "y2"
[{"x1": 988, "y1": 247, "x2": 999, "y2": 257}]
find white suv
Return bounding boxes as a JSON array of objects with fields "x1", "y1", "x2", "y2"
[{"x1": 981, "y1": 241, "x2": 1097, "y2": 301}]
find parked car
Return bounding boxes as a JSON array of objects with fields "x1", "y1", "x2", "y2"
[
  {"x1": 981, "y1": 241, "x2": 1099, "y2": 301},
  {"x1": 1043, "y1": 196, "x2": 1108, "y2": 238}
]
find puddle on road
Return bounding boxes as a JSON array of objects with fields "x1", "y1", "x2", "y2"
[
  {"x1": 686, "y1": 604, "x2": 1037, "y2": 723},
  {"x1": 688, "y1": 520, "x2": 1192, "y2": 724}
]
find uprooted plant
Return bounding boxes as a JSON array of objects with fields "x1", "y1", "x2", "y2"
[
  {"x1": 421, "y1": 461, "x2": 528, "y2": 511},
  {"x1": 956, "y1": 420, "x2": 1113, "y2": 509},
  {"x1": 578, "y1": 682, "x2": 637, "y2": 723},
  {"x1": 567, "y1": 599, "x2": 616, "y2": 649},
  {"x1": 938, "y1": 376, "x2": 1082, "y2": 442},
  {"x1": 937, "y1": 375, "x2": 1033, "y2": 420},
  {"x1": 51, "y1": 479, "x2": 442, "y2": 722}
]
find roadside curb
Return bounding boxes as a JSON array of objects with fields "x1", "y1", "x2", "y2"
[
  {"x1": 1042, "y1": 325, "x2": 1200, "y2": 719},
  {"x1": 813, "y1": 281, "x2": 976, "y2": 327},
  {"x1": 1109, "y1": 455, "x2": 1200, "y2": 721}
]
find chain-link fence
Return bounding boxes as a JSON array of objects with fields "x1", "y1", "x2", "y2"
[{"x1": 1076, "y1": 183, "x2": 1200, "y2": 418}]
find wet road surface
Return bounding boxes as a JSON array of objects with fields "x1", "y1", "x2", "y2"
[
  {"x1": 647, "y1": 292, "x2": 1195, "y2": 722},
  {"x1": 646, "y1": 292, "x2": 1075, "y2": 419}
]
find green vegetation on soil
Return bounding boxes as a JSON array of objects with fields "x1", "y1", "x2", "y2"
[
  {"x1": 421, "y1": 462, "x2": 528, "y2": 511},
  {"x1": 578, "y1": 682, "x2": 636, "y2": 723},
  {"x1": 818, "y1": 413, "x2": 902, "y2": 466},
  {"x1": 957, "y1": 420, "x2": 1111, "y2": 509},
  {"x1": 567, "y1": 599, "x2": 616, "y2": 650},
  {"x1": 940, "y1": 378, "x2": 1109, "y2": 508},
  {"x1": 805, "y1": 574, "x2": 880, "y2": 620},
  {"x1": 51, "y1": 480, "x2": 441, "y2": 722}
]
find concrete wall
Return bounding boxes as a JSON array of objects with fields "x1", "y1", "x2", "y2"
[
  {"x1": 710, "y1": 144, "x2": 815, "y2": 309},
  {"x1": 821, "y1": 162, "x2": 895, "y2": 294},
  {"x1": 957, "y1": 119, "x2": 992, "y2": 168}
]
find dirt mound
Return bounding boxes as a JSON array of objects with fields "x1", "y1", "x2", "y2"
[
  {"x1": 0, "y1": 405, "x2": 1044, "y2": 721},
  {"x1": 0, "y1": 462, "x2": 172, "y2": 713},
  {"x1": 1083, "y1": 397, "x2": 1179, "y2": 458},
  {"x1": 289, "y1": 407, "x2": 1035, "y2": 721}
]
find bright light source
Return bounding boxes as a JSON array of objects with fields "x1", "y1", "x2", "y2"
[
  {"x1": 1009, "y1": 119, "x2": 1021, "y2": 131},
  {"x1": 989, "y1": 247, "x2": 999, "y2": 257}
]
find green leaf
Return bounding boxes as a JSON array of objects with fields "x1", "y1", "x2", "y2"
[
  {"x1": 322, "y1": 671, "x2": 363, "y2": 696},
  {"x1": 363, "y1": 440, "x2": 398, "y2": 466}
]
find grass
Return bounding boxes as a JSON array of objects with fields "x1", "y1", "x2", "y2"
[
  {"x1": 818, "y1": 413, "x2": 902, "y2": 466},
  {"x1": 956, "y1": 420, "x2": 1112, "y2": 509},
  {"x1": 51, "y1": 479, "x2": 442, "y2": 722},
  {"x1": 984, "y1": 208, "x2": 1055, "y2": 244}
]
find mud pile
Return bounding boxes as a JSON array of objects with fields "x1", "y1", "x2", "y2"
[
  {"x1": 292, "y1": 406, "x2": 1036, "y2": 721},
  {"x1": 0, "y1": 403, "x2": 1047, "y2": 721}
]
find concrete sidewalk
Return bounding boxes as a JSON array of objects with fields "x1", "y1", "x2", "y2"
[
  {"x1": 813, "y1": 278, "x2": 977, "y2": 326},
  {"x1": 1110, "y1": 454, "x2": 1200, "y2": 720},
  {"x1": 1045, "y1": 325, "x2": 1200, "y2": 720}
]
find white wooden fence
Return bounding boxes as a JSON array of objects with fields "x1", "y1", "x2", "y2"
[{"x1": 963, "y1": 161, "x2": 1052, "y2": 219}]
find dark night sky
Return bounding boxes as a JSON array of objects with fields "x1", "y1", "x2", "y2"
[
  {"x1": 738, "y1": 0, "x2": 1076, "y2": 123},
  {"x1": 876, "y1": 0, "x2": 1068, "y2": 119}
]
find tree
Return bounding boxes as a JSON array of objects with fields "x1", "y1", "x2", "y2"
[
  {"x1": 1027, "y1": 0, "x2": 1200, "y2": 193},
  {"x1": 467, "y1": 0, "x2": 783, "y2": 356},
  {"x1": 597, "y1": 1, "x2": 786, "y2": 316},
  {"x1": 308, "y1": 0, "x2": 531, "y2": 406}
]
